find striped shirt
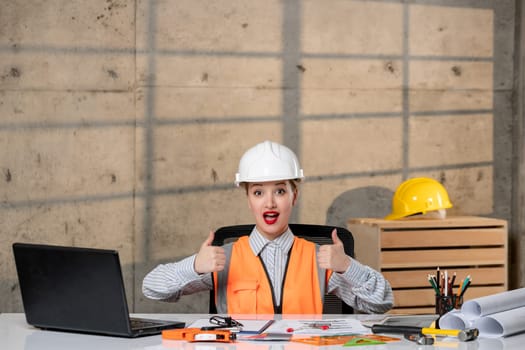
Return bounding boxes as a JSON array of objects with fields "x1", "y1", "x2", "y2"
[{"x1": 142, "y1": 227, "x2": 393, "y2": 313}]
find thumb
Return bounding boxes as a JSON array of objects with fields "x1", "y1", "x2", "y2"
[
  {"x1": 202, "y1": 230, "x2": 215, "y2": 247},
  {"x1": 331, "y1": 228, "x2": 342, "y2": 245}
]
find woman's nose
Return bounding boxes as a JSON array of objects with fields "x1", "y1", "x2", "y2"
[{"x1": 264, "y1": 193, "x2": 276, "y2": 208}]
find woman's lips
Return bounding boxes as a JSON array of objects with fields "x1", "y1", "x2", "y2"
[{"x1": 263, "y1": 211, "x2": 279, "y2": 225}]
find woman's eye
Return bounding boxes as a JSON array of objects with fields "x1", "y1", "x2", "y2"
[
  {"x1": 253, "y1": 190, "x2": 262, "y2": 196},
  {"x1": 276, "y1": 189, "x2": 286, "y2": 195}
]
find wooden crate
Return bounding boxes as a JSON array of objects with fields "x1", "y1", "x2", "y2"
[{"x1": 347, "y1": 216, "x2": 508, "y2": 314}]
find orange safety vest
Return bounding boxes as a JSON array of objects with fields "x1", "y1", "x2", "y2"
[{"x1": 213, "y1": 236, "x2": 332, "y2": 314}]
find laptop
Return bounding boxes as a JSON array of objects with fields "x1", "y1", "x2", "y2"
[{"x1": 12, "y1": 242, "x2": 185, "y2": 337}]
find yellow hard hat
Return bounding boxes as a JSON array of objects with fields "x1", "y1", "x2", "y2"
[{"x1": 385, "y1": 177, "x2": 453, "y2": 220}]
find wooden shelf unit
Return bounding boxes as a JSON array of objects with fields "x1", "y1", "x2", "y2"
[{"x1": 348, "y1": 216, "x2": 508, "y2": 314}]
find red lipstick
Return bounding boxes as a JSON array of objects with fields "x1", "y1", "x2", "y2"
[{"x1": 263, "y1": 211, "x2": 279, "y2": 225}]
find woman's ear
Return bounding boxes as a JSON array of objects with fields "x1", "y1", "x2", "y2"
[{"x1": 292, "y1": 189, "x2": 299, "y2": 206}]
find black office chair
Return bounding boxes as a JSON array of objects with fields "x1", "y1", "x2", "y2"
[{"x1": 209, "y1": 223, "x2": 355, "y2": 314}]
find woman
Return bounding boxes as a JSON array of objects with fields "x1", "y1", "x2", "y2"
[{"x1": 142, "y1": 140, "x2": 393, "y2": 314}]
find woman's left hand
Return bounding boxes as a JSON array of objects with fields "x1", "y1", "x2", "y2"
[{"x1": 317, "y1": 228, "x2": 351, "y2": 273}]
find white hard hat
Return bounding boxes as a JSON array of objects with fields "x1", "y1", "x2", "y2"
[{"x1": 235, "y1": 140, "x2": 304, "y2": 186}]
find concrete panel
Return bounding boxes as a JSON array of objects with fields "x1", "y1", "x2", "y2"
[
  {"x1": 133, "y1": 196, "x2": 213, "y2": 313},
  {"x1": 409, "y1": 167, "x2": 494, "y2": 216},
  {"x1": 301, "y1": 89, "x2": 402, "y2": 115},
  {"x1": 137, "y1": 55, "x2": 282, "y2": 88},
  {"x1": 301, "y1": 118, "x2": 403, "y2": 176},
  {"x1": 410, "y1": 61, "x2": 493, "y2": 90},
  {"x1": 299, "y1": 175, "x2": 402, "y2": 226},
  {"x1": 142, "y1": 189, "x2": 252, "y2": 263},
  {"x1": 0, "y1": 52, "x2": 134, "y2": 91},
  {"x1": 409, "y1": 114, "x2": 493, "y2": 167},
  {"x1": 0, "y1": 199, "x2": 135, "y2": 312},
  {"x1": 145, "y1": 87, "x2": 282, "y2": 120},
  {"x1": 137, "y1": 0, "x2": 282, "y2": 52},
  {"x1": 148, "y1": 123, "x2": 281, "y2": 189},
  {"x1": 0, "y1": 0, "x2": 135, "y2": 48},
  {"x1": 410, "y1": 4, "x2": 493, "y2": 57},
  {"x1": 0, "y1": 126, "x2": 135, "y2": 201},
  {"x1": 410, "y1": 90, "x2": 493, "y2": 112},
  {"x1": 301, "y1": 59, "x2": 403, "y2": 89},
  {"x1": 302, "y1": 0, "x2": 403, "y2": 55},
  {"x1": 0, "y1": 90, "x2": 135, "y2": 123},
  {"x1": 134, "y1": 187, "x2": 254, "y2": 313}
]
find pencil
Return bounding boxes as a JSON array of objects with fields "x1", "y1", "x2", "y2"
[
  {"x1": 460, "y1": 280, "x2": 472, "y2": 298},
  {"x1": 428, "y1": 274, "x2": 440, "y2": 296},
  {"x1": 444, "y1": 270, "x2": 448, "y2": 296},
  {"x1": 456, "y1": 279, "x2": 464, "y2": 298},
  {"x1": 450, "y1": 272, "x2": 457, "y2": 290},
  {"x1": 461, "y1": 275, "x2": 471, "y2": 293}
]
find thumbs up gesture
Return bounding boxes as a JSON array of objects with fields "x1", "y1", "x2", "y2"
[
  {"x1": 194, "y1": 231, "x2": 226, "y2": 274},
  {"x1": 317, "y1": 229, "x2": 351, "y2": 273}
]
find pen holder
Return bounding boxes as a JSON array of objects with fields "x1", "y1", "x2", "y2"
[{"x1": 435, "y1": 295, "x2": 463, "y2": 316}]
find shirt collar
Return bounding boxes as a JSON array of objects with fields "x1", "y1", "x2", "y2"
[{"x1": 249, "y1": 226, "x2": 294, "y2": 256}]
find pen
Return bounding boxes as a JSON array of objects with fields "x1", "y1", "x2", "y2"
[
  {"x1": 200, "y1": 326, "x2": 240, "y2": 331},
  {"x1": 312, "y1": 322, "x2": 331, "y2": 330}
]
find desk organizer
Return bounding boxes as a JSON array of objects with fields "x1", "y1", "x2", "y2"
[{"x1": 348, "y1": 216, "x2": 508, "y2": 314}]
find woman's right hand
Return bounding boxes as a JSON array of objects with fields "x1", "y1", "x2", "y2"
[{"x1": 194, "y1": 231, "x2": 226, "y2": 274}]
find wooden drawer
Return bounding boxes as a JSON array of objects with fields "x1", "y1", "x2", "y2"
[
  {"x1": 348, "y1": 216, "x2": 508, "y2": 314},
  {"x1": 383, "y1": 267, "x2": 506, "y2": 289}
]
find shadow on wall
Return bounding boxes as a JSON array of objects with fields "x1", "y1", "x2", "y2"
[{"x1": 325, "y1": 186, "x2": 394, "y2": 228}]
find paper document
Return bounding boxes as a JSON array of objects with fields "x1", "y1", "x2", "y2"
[
  {"x1": 439, "y1": 288, "x2": 525, "y2": 338},
  {"x1": 264, "y1": 318, "x2": 370, "y2": 336}
]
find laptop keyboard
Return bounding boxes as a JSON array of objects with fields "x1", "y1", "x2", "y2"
[{"x1": 130, "y1": 318, "x2": 161, "y2": 329}]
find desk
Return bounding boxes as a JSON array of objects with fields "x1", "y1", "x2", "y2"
[{"x1": 1, "y1": 313, "x2": 525, "y2": 350}]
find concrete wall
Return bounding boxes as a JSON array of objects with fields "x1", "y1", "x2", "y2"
[
  {"x1": 0, "y1": 0, "x2": 519, "y2": 313},
  {"x1": 515, "y1": 0, "x2": 525, "y2": 294}
]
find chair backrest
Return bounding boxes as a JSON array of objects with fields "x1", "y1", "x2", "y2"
[{"x1": 209, "y1": 223, "x2": 355, "y2": 314}]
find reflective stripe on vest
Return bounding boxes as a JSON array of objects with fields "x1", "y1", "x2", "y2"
[{"x1": 213, "y1": 236, "x2": 331, "y2": 314}]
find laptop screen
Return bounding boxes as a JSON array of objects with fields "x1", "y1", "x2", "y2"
[{"x1": 13, "y1": 243, "x2": 135, "y2": 336}]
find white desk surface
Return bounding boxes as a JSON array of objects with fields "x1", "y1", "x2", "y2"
[{"x1": 1, "y1": 313, "x2": 525, "y2": 350}]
